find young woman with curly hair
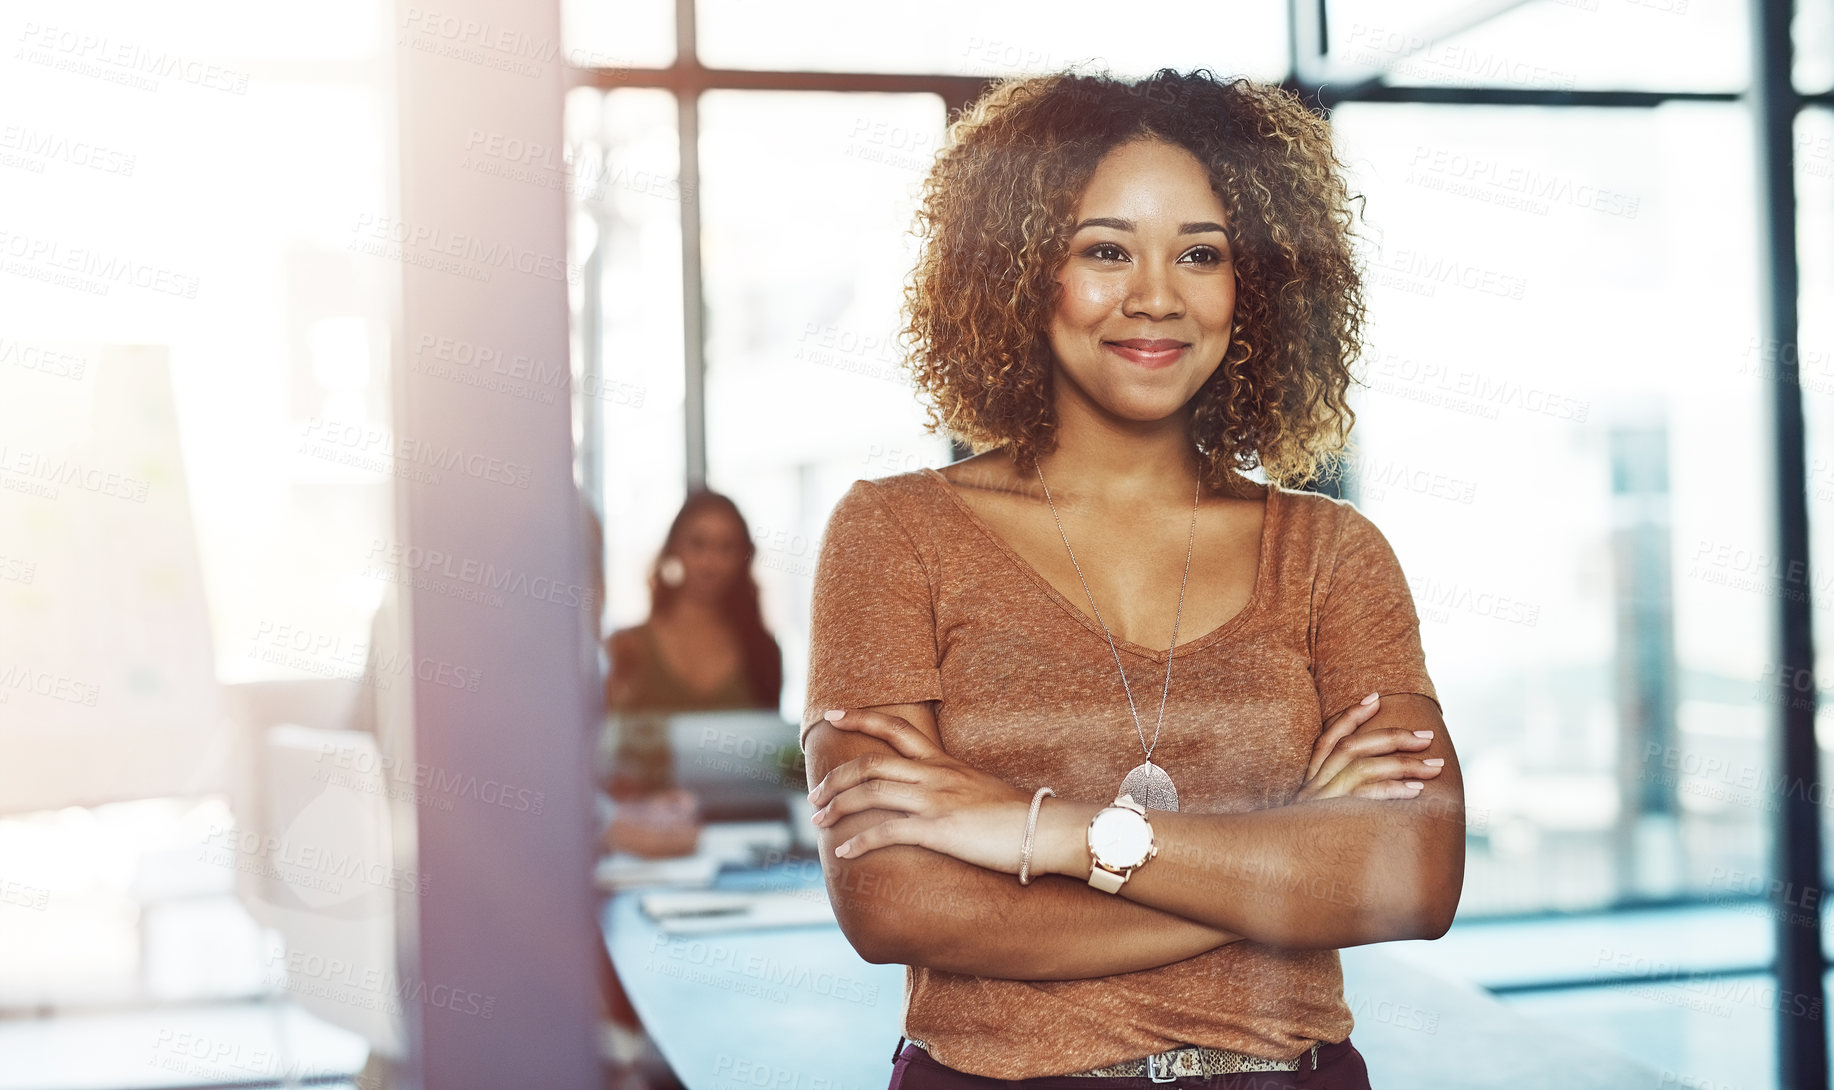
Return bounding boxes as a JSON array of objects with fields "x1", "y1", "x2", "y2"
[{"x1": 799, "y1": 68, "x2": 1463, "y2": 1090}]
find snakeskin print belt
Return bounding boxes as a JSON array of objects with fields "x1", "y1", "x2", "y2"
[{"x1": 905, "y1": 1038, "x2": 1321, "y2": 1079}]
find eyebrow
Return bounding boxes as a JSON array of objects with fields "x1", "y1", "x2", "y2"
[{"x1": 1072, "y1": 217, "x2": 1229, "y2": 235}]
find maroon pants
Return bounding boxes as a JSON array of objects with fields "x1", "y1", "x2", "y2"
[{"x1": 888, "y1": 1039, "x2": 1373, "y2": 1090}]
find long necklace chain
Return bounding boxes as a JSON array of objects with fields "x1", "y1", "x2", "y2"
[{"x1": 1034, "y1": 459, "x2": 1201, "y2": 766}]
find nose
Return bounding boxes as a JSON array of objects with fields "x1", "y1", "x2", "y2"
[{"x1": 1122, "y1": 259, "x2": 1184, "y2": 321}]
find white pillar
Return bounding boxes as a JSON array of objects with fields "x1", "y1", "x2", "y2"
[{"x1": 386, "y1": 2, "x2": 601, "y2": 1085}]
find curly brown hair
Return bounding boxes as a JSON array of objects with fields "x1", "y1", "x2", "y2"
[{"x1": 901, "y1": 68, "x2": 1367, "y2": 492}]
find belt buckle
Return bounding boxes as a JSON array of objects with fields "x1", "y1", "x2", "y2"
[{"x1": 1145, "y1": 1050, "x2": 1178, "y2": 1083}]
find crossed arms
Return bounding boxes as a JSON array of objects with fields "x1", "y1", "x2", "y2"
[{"x1": 802, "y1": 693, "x2": 1465, "y2": 982}]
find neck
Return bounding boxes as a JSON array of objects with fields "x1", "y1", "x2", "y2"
[
  {"x1": 661, "y1": 595, "x2": 726, "y2": 626},
  {"x1": 1031, "y1": 392, "x2": 1201, "y2": 507}
]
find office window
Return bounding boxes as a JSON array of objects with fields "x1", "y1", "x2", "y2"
[
  {"x1": 563, "y1": 1, "x2": 1828, "y2": 1085},
  {"x1": 0, "y1": 0, "x2": 396, "y2": 1048},
  {"x1": 696, "y1": 0, "x2": 1290, "y2": 80},
  {"x1": 1330, "y1": 101, "x2": 1767, "y2": 914},
  {"x1": 698, "y1": 89, "x2": 952, "y2": 717},
  {"x1": 569, "y1": 87, "x2": 691, "y2": 647},
  {"x1": 1798, "y1": 105, "x2": 1834, "y2": 887},
  {"x1": 561, "y1": 0, "x2": 677, "y2": 68},
  {"x1": 1324, "y1": 0, "x2": 1747, "y2": 93}
]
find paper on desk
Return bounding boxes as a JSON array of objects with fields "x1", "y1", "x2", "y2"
[
  {"x1": 640, "y1": 888, "x2": 836, "y2": 934},
  {"x1": 594, "y1": 853, "x2": 721, "y2": 892}
]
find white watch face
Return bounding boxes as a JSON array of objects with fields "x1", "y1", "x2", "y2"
[{"x1": 1090, "y1": 807, "x2": 1153, "y2": 869}]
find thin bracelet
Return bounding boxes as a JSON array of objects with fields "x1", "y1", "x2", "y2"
[{"x1": 1019, "y1": 786, "x2": 1056, "y2": 886}]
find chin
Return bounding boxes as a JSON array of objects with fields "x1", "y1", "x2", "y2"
[{"x1": 1098, "y1": 394, "x2": 1192, "y2": 422}]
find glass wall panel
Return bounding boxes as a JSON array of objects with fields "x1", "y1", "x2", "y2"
[
  {"x1": 1330, "y1": 102, "x2": 1768, "y2": 915},
  {"x1": 697, "y1": 90, "x2": 952, "y2": 718},
  {"x1": 567, "y1": 87, "x2": 690, "y2": 647},
  {"x1": 1325, "y1": 0, "x2": 1747, "y2": 93}
]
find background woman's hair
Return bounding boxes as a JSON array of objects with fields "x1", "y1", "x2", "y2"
[
  {"x1": 645, "y1": 490, "x2": 782, "y2": 708},
  {"x1": 901, "y1": 67, "x2": 1367, "y2": 492}
]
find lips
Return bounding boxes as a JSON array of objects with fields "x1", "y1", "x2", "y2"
[{"x1": 1104, "y1": 338, "x2": 1189, "y2": 368}]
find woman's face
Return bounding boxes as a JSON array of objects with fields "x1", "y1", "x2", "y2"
[
  {"x1": 672, "y1": 506, "x2": 749, "y2": 600},
  {"x1": 1046, "y1": 138, "x2": 1236, "y2": 425}
]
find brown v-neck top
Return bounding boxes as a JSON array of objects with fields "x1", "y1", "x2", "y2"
[{"x1": 800, "y1": 467, "x2": 1439, "y2": 1080}]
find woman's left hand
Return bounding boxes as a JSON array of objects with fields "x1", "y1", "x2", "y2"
[{"x1": 807, "y1": 709, "x2": 1034, "y2": 871}]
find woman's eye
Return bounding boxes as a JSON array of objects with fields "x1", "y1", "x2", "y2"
[
  {"x1": 1181, "y1": 246, "x2": 1227, "y2": 266},
  {"x1": 1085, "y1": 243, "x2": 1128, "y2": 263}
]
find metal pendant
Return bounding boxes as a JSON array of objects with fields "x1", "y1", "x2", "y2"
[{"x1": 1119, "y1": 760, "x2": 1180, "y2": 812}]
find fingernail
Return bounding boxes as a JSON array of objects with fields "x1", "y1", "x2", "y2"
[
  {"x1": 824, "y1": 709, "x2": 845, "y2": 721},
  {"x1": 834, "y1": 843, "x2": 850, "y2": 857},
  {"x1": 1412, "y1": 730, "x2": 1434, "y2": 739},
  {"x1": 1404, "y1": 781, "x2": 1424, "y2": 790},
  {"x1": 1361, "y1": 692, "x2": 1379, "y2": 705},
  {"x1": 1422, "y1": 758, "x2": 1445, "y2": 767}
]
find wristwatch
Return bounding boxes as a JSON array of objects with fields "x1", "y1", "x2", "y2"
[{"x1": 1086, "y1": 793, "x2": 1157, "y2": 894}]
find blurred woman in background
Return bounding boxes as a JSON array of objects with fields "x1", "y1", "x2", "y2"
[
  {"x1": 600, "y1": 488, "x2": 784, "y2": 850},
  {"x1": 605, "y1": 489, "x2": 784, "y2": 726},
  {"x1": 596, "y1": 489, "x2": 785, "y2": 1090}
]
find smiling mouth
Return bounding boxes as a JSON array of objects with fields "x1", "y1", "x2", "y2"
[{"x1": 1104, "y1": 339, "x2": 1189, "y2": 368}]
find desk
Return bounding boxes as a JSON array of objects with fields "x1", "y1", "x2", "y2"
[{"x1": 603, "y1": 842, "x2": 1666, "y2": 1090}]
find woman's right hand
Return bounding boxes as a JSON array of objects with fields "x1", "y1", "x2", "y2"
[{"x1": 1295, "y1": 691, "x2": 1445, "y2": 802}]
